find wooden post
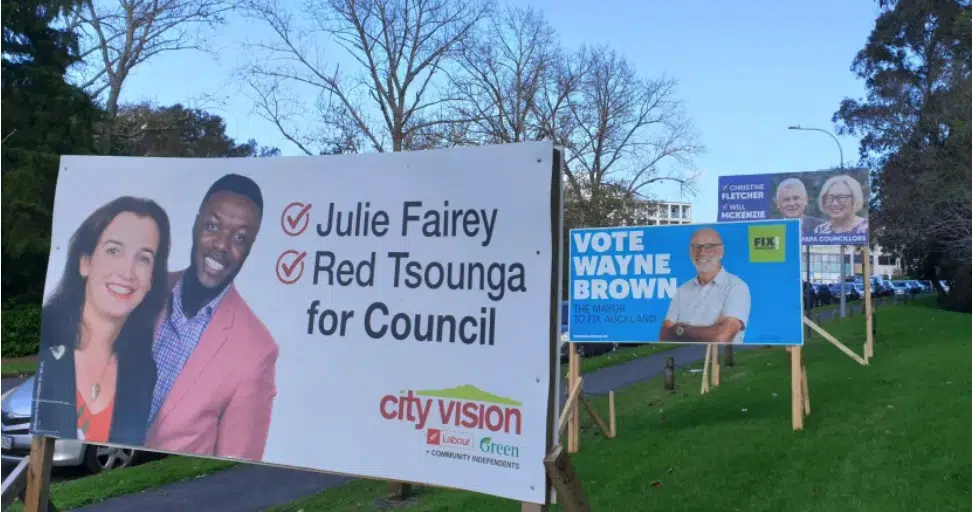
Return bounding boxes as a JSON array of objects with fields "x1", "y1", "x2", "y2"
[
  {"x1": 801, "y1": 365, "x2": 811, "y2": 416},
  {"x1": 863, "y1": 246, "x2": 874, "y2": 360},
  {"x1": 608, "y1": 391, "x2": 616, "y2": 438},
  {"x1": 543, "y1": 446, "x2": 591, "y2": 512},
  {"x1": 725, "y1": 345, "x2": 734, "y2": 367},
  {"x1": 1, "y1": 458, "x2": 29, "y2": 510},
  {"x1": 663, "y1": 355, "x2": 675, "y2": 392},
  {"x1": 387, "y1": 482, "x2": 413, "y2": 500},
  {"x1": 803, "y1": 316, "x2": 868, "y2": 365},
  {"x1": 22, "y1": 437, "x2": 55, "y2": 512},
  {"x1": 521, "y1": 503, "x2": 546, "y2": 512},
  {"x1": 700, "y1": 344, "x2": 711, "y2": 394},
  {"x1": 710, "y1": 344, "x2": 720, "y2": 387},
  {"x1": 567, "y1": 346, "x2": 581, "y2": 453},
  {"x1": 790, "y1": 347, "x2": 805, "y2": 430}
]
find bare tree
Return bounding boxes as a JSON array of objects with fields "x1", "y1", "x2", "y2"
[
  {"x1": 448, "y1": 4, "x2": 557, "y2": 143},
  {"x1": 70, "y1": 0, "x2": 238, "y2": 119},
  {"x1": 241, "y1": 0, "x2": 492, "y2": 154},
  {"x1": 560, "y1": 45, "x2": 704, "y2": 220}
]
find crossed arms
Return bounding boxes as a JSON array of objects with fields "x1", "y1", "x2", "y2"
[
  {"x1": 658, "y1": 279, "x2": 751, "y2": 344},
  {"x1": 659, "y1": 316, "x2": 745, "y2": 343}
]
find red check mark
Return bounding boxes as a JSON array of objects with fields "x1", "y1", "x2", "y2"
[
  {"x1": 281, "y1": 202, "x2": 313, "y2": 236},
  {"x1": 426, "y1": 429, "x2": 441, "y2": 445},
  {"x1": 276, "y1": 250, "x2": 307, "y2": 284}
]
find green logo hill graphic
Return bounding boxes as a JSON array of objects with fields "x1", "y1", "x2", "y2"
[{"x1": 408, "y1": 385, "x2": 522, "y2": 406}]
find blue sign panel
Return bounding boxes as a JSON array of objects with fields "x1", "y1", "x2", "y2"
[
  {"x1": 717, "y1": 169, "x2": 870, "y2": 245},
  {"x1": 567, "y1": 220, "x2": 804, "y2": 346}
]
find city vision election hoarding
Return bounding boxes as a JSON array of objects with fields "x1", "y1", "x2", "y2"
[
  {"x1": 568, "y1": 220, "x2": 803, "y2": 346},
  {"x1": 29, "y1": 141, "x2": 559, "y2": 504},
  {"x1": 717, "y1": 168, "x2": 870, "y2": 245}
]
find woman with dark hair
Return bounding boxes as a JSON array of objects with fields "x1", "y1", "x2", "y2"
[{"x1": 32, "y1": 196, "x2": 171, "y2": 446}]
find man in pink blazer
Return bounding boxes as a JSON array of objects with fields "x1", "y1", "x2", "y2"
[{"x1": 146, "y1": 174, "x2": 279, "y2": 461}]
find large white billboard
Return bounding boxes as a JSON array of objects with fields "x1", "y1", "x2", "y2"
[{"x1": 31, "y1": 141, "x2": 559, "y2": 504}]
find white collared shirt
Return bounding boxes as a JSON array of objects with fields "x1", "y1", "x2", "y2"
[{"x1": 664, "y1": 267, "x2": 751, "y2": 344}]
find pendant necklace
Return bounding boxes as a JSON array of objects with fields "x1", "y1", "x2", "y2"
[{"x1": 90, "y1": 354, "x2": 115, "y2": 402}]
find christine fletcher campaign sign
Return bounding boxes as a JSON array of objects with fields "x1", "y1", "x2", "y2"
[
  {"x1": 567, "y1": 219, "x2": 803, "y2": 346},
  {"x1": 30, "y1": 141, "x2": 558, "y2": 504},
  {"x1": 717, "y1": 168, "x2": 870, "y2": 246}
]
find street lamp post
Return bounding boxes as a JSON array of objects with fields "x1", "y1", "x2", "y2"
[{"x1": 788, "y1": 125, "x2": 847, "y2": 319}]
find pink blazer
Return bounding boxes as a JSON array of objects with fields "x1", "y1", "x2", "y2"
[{"x1": 145, "y1": 271, "x2": 279, "y2": 461}]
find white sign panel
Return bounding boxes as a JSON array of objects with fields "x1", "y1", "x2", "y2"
[{"x1": 31, "y1": 141, "x2": 558, "y2": 503}]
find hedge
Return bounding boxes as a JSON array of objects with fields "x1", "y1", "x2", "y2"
[{"x1": 2, "y1": 302, "x2": 42, "y2": 357}]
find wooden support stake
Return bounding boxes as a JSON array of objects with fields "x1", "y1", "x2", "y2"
[
  {"x1": 608, "y1": 391, "x2": 616, "y2": 438},
  {"x1": 557, "y1": 377, "x2": 584, "y2": 437},
  {"x1": 386, "y1": 482, "x2": 413, "y2": 500},
  {"x1": 802, "y1": 316, "x2": 868, "y2": 366},
  {"x1": 725, "y1": 345, "x2": 734, "y2": 367},
  {"x1": 790, "y1": 347, "x2": 805, "y2": 431},
  {"x1": 802, "y1": 365, "x2": 811, "y2": 416},
  {"x1": 568, "y1": 347, "x2": 581, "y2": 453},
  {"x1": 543, "y1": 445, "x2": 591, "y2": 512},
  {"x1": 23, "y1": 436, "x2": 55, "y2": 512},
  {"x1": 1, "y1": 457, "x2": 29, "y2": 510},
  {"x1": 663, "y1": 355, "x2": 676, "y2": 392},
  {"x1": 710, "y1": 344, "x2": 720, "y2": 387},
  {"x1": 700, "y1": 345, "x2": 711, "y2": 394},
  {"x1": 579, "y1": 396, "x2": 613, "y2": 439},
  {"x1": 863, "y1": 246, "x2": 875, "y2": 360}
]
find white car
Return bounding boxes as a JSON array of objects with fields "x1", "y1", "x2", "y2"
[{"x1": 1, "y1": 376, "x2": 140, "y2": 473}]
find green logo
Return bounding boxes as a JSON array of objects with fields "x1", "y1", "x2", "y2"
[
  {"x1": 479, "y1": 437, "x2": 520, "y2": 458},
  {"x1": 749, "y1": 224, "x2": 786, "y2": 263}
]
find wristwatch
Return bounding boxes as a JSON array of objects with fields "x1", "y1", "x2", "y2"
[{"x1": 675, "y1": 325, "x2": 685, "y2": 336}]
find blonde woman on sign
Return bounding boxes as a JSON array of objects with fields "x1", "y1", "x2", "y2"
[{"x1": 813, "y1": 174, "x2": 869, "y2": 235}]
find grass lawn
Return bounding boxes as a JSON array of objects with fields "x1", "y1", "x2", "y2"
[
  {"x1": 274, "y1": 302, "x2": 972, "y2": 511},
  {"x1": 7, "y1": 456, "x2": 238, "y2": 512}
]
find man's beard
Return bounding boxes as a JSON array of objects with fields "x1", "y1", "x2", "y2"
[
  {"x1": 693, "y1": 258, "x2": 721, "y2": 274},
  {"x1": 181, "y1": 239, "x2": 241, "y2": 317}
]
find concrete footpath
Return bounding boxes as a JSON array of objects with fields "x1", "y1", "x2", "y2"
[{"x1": 71, "y1": 299, "x2": 880, "y2": 511}]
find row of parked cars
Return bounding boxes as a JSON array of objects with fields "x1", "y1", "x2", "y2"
[{"x1": 806, "y1": 278, "x2": 943, "y2": 307}]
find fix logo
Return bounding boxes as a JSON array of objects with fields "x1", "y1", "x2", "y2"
[
  {"x1": 753, "y1": 236, "x2": 780, "y2": 249},
  {"x1": 380, "y1": 385, "x2": 523, "y2": 435},
  {"x1": 748, "y1": 224, "x2": 787, "y2": 263}
]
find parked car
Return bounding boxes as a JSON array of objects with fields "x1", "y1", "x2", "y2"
[
  {"x1": 1, "y1": 376, "x2": 141, "y2": 474},
  {"x1": 878, "y1": 279, "x2": 896, "y2": 297},
  {"x1": 828, "y1": 282, "x2": 857, "y2": 302},
  {"x1": 906, "y1": 280, "x2": 926, "y2": 293},
  {"x1": 890, "y1": 280, "x2": 912, "y2": 295},
  {"x1": 812, "y1": 284, "x2": 834, "y2": 306}
]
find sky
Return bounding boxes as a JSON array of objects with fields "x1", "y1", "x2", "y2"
[{"x1": 116, "y1": 0, "x2": 880, "y2": 224}]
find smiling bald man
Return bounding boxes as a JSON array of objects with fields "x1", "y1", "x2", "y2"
[{"x1": 658, "y1": 228, "x2": 751, "y2": 344}]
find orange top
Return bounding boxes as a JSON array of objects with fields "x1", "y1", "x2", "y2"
[{"x1": 76, "y1": 390, "x2": 113, "y2": 443}]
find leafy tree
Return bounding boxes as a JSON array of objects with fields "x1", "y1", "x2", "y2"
[
  {"x1": 834, "y1": 0, "x2": 971, "y2": 309},
  {"x1": 2, "y1": 0, "x2": 102, "y2": 301},
  {"x1": 109, "y1": 102, "x2": 280, "y2": 157}
]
